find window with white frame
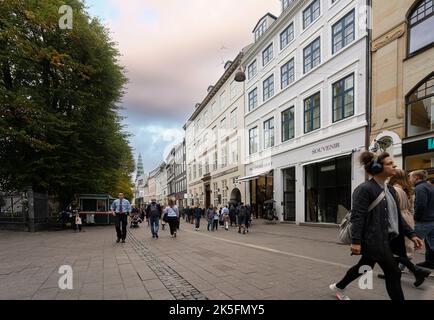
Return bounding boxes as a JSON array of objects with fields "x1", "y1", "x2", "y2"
[
  {"x1": 332, "y1": 73, "x2": 355, "y2": 122},
  {"x1": 263, "y1": 74, "x2": 275, "y2": 101},
  {"x1": 220, "y1": 118, "x2": 227, "y2": 137},
  {"x1": 230, "y1": 109, "x2": 237, "y2": 129},
  {"x1": 198, "y1": 161, "x2": 202, "y2": 177},
  {"x1": 230, "y1": 81, "x2": 238, "y2": 100},
  {"x1": 304, "y1": 37, "x2": 321, "y2": 74},
  {"x1": 212, "y1": 126, "x2": 218, "y2": 143},
  {"x1": 248, "y1": 60, "x2": 257, "y2": 80},
  {"x1": 213, "y1": 151, "x2": 218, "y2": 171},
  {"x1": 231, "y1": 139, "x2": 239, "y2": 163},
  {"x1": 303, "y1": 0, "x2": 320, "y2": 29},
  {"x1": 249, "y1": 127, "x2": 259, "y2": 155},
  {"x1": 281, "y1": 58, "x2": 295, "y2": 89},
  {"x1": 205, "y1": 157, "x2": 210, "y2": 174},
  {"x1": 262, "y1": 43, "x2": 273, "y2": 66},
  {"x1": 222, "y1": 179, "x2": 228, "y2": 205},
  {"x1": 304, "y1": 92, "x2": 321, "y2": 133},
  {"x1": 282, "y1": 106, "x2": 295, "y2": 142},
  {"x1": 220, "y1": 91, "x2": 227, "y2": 109},
  {"x1": 332, "y1": 9, "x2": 355, "y2": 54},
  {"x1": 264, "y1": 118, "x2": 275, "y2": 149},
  {"x1": 280, "y1": 23, "x2": 294, "y2": 50},
  {"x1": 248, "y1": 88, "x2": 258, "y2": 111},
  {"x1": 221, "y1": 144, "x2": 228, "y2": 168}
]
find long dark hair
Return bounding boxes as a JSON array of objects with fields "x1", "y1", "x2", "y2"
[{"x1": 359, "y1": 151, "x2": 390, "y2": 175}]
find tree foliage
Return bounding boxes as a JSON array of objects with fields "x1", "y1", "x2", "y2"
[{"x1": 0, "y1": 0, "x2": 134, "y2": 204}]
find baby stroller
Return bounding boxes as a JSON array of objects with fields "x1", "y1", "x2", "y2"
[
  {"x1": 264, "y1": 200, "x2": 278, "y2": 224},
  {"x1": 130, "y1": 213, "x2": 142, "y2": 228}
]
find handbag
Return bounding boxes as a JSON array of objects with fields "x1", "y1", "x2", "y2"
[{"x1": 338, "y1": 191, "x2": 385, "y2": 245}]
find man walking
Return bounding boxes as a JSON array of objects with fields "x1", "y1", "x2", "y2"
[
  {"x1": 146, "y1": 199, "x2": 162, "y2": 239},
  {"x1": 409, "y1": 170, "x2": 434, "y2": 269},
  {"x1": 111, "y1": 193, "x2": 131, "y2": 243}
]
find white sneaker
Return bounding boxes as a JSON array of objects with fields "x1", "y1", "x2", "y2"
[{"x1": 329, "y1": 283, "x2": 350, "y2": 300}]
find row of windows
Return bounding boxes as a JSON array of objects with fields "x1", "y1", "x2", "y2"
[
  {"x1": 189, "y1": 140, "x2": 240, "y2": 181},
  {"x1": 248, "y1": 11, "x2": 355, "y2": 112},
  {"x1": 247, "y1": 7, "x2": 356, "y2": 104},
  {"x1": 248, "y1": 73, "x2": 355, "y2": 155}
]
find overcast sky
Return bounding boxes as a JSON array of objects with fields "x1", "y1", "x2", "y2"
[{"x1": 86, "y1": 0, "x2": 282, "y2": 175}]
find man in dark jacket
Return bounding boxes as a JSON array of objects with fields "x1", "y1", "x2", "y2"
[
  {"x1": 146, "y1": 199, "x2": 162, "y2": 239},
  {"x1": 410, "y1": 170, "x2": 434, "y2": 269},
  {"x1": 193, "y1": 205, "x2": 202, "y2": 231}
]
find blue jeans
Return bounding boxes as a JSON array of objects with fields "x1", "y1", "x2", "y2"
[
  {"x1": 149, "y1": 216, "x2": 160, "y2": 236},
  {"x1": 207, "y1": 219, "x2": 213, "y2": 231},
  {"x1": 415, "y1": 221, "x2": 434, "y2": 251}
]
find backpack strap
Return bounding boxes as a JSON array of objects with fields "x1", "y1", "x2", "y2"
[{"x1": 368, "y1": 191, "x2": 385, "y2": 212}]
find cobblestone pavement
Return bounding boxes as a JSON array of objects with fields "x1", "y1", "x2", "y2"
[{"x1": 0, "y1": 220, "x2": 433, "y2": 300}]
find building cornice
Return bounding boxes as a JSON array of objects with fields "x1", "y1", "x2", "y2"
[{"x1": 372, "y1": 22, "x2": 406, "y2": 52}]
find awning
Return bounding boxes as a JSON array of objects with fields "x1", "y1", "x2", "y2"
[
  {"x1": 236, "y1": 170, "x2": 272, "y2": 182},
  {"x1": 302, "y1": 152, "x2": 353, "y2": 167}
]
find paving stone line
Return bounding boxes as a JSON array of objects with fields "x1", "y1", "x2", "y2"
[{"x1": 127, "y1": 232, "x2": 208, "y2": 300}]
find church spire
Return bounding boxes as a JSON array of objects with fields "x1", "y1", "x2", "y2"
[{"x1": 136, "y1": 154, "x2": 144, "y2": 181}]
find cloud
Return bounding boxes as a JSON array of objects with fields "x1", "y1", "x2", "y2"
[
  {"x1": 92, "y1": 0, "x2": 281, "y2": 119},
  {"x1": 86, "y1": 0, "x2": 281, "y2": 173}
]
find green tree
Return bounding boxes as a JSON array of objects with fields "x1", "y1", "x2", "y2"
[{"x1": 0, "y1": 0, "x2": 134, "y2": 206}]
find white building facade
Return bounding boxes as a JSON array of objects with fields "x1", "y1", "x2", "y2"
[
  {"x1": 240, "y1": 0, "x2": 369, "y2": 225},
  {"x1": 155, "y1": 162, "x2": 167, "y2": 206},
  {"x1": 185, "y1": 53, "x2": 247, "y2": 209}
]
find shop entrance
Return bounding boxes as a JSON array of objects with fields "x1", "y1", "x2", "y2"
[
  {"x1": 305, "y1": 156, "x2": 351, "y2": 224},
  {"x1": 250, "y1": 172, "x2": 274, "y2": 219}
]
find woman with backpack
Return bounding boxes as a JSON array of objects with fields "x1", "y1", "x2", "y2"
[
  {"x1": 164, "y1": 199, "x2": 179, "y2": 238},
  {"x1": 330, "y1": 151, "x2": 423, "y2": 300}
]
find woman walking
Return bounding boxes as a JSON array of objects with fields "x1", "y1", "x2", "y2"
[
  {"x1": 212, "y1": 207, "x2": 219, "y2": 231},
  {"x1": 164, "y1": 200, "x2": 179, "y2": 238},
  {"x1": 378, "y1": 169, "x2": 431, "y2": 287},
  {"x1": 330, "y1": 152, "x2": 423, "y2": 300}
]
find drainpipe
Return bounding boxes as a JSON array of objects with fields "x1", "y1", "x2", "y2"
[{"x1": 366, "y1": 0, "x2": 372, "y2": 154}]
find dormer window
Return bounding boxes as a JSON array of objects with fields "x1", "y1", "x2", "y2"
[
  {"x1": 282, "y1": 0, "x2": 294, "y2": 11},
  {"x1": 255, "y1": 20, "x2": 268, "y2": 41},
  {"x1": 253, "y1": 13, "x2": 277, "y2": 42}
]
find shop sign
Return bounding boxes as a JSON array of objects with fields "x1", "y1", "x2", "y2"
[
  {"x1": 428, "y1": 138, "x2": 434, "y2": 151},
  {"x1": 312, "y1": 142, "x2": 341, "y2": 155}
]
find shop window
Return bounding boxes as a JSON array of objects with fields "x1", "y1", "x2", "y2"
[
  {"x1": 406, "y1": 73, "x2": 434, "y2": 137},
  {"x1": 408, "y1": 0, "x2": 434, "y2": 55}
]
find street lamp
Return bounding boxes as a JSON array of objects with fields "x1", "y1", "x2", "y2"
[{"x1": 234, "y1": 66, "x2": 246, "y2": 82}]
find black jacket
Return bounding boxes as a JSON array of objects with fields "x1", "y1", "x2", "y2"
[
  {"x1": 414, "y1": 181, "x2": 434, "y2": 222},
  {"x1": 351, "y1": 179, "x2": 416, "y2": 260}
]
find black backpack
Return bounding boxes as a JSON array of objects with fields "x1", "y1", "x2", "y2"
[{"x1": 150, "y1": 203, "x2": 160, "y2": 218}]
